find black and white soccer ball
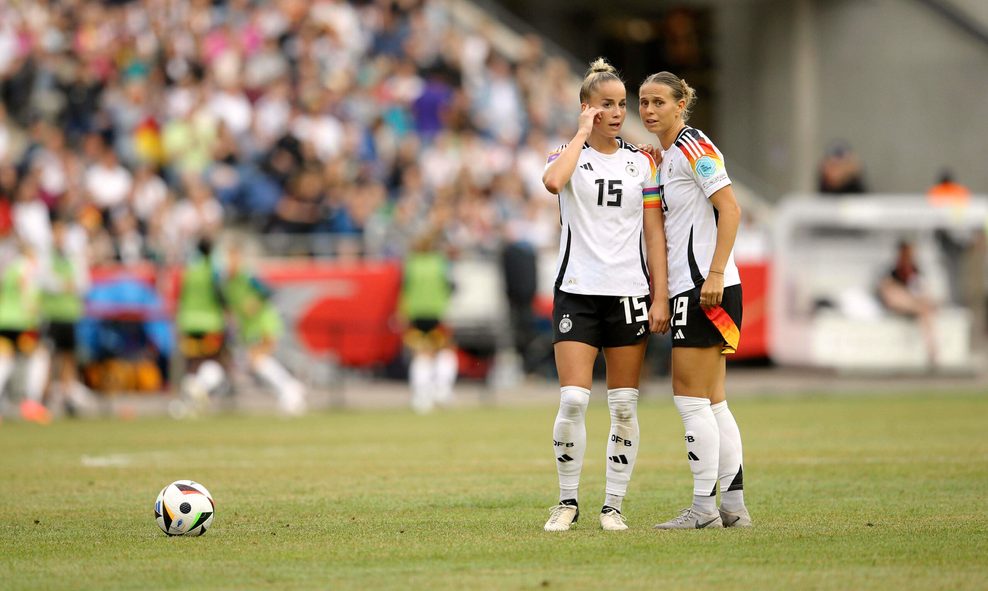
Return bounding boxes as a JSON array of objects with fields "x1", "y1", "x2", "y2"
[{"x1": 154, "y1": 480, "x2": 215, "y2": 536}]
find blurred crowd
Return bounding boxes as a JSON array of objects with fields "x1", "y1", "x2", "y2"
[{"x1": 0, "y1": 0, "x2": 570, "y2": 267}]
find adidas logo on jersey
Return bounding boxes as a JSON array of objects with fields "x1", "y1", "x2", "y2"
[
  {"x1": 636, "y1": 326, "x2": 646, "y2": 336},
  {"x1": 579, "y1": 162, "x2": 594, "y2": 171},
  {"x1": 674, "y1": 329, "x2": 685, "y2": 340}
]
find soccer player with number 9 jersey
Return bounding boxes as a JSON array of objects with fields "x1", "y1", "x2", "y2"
[{"x1": 540, "y1": 58, "x2": 669, "y2": 532}]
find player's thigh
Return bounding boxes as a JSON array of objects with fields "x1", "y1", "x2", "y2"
[
  {"x1": 554, "y1": 340, "x2": 599, "y2": 390},
  {"x1": 671, "y1": 346, "x2": 724, "y2": 398},
  {"x1": 709, "y1": 354, "x2": 727, "y2": 403},
  {"x1": 602, "y1": 341, "x2": 647, "y2": 389},
  {"x1": 880, "y1": 281, "x2": 930, "y2": 316}
]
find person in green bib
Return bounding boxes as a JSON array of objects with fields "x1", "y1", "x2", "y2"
[
  {"x1": 175, "y1": 238, "x2": 228, "y2": 414},
  {"x1": 0, "y1": 240, "x2": 51, "y2": 424},
  {"x1": 41, "y1": 219, "x2": 92, "y2": 416},
  {"x1": 220, "y1": 241, "x2": 305, "y2": 416},
  {"x1": 399, "y1": 231, "x2": 458, "y2": 414}
]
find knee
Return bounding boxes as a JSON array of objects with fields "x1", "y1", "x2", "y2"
[
  {"x1": 607, "y1": 388, "x2": 639, "y2": 421},
  {"x1": 558, "y1": 386, "x2": 590, "y2": 418}
]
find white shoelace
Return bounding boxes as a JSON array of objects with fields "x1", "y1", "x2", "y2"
[
  {"x1": 547, "y1": 505, "x2": 576, "y2": 524},
  {"x1": 669, "y1": 508, "x2": 694, "y2": 525}
]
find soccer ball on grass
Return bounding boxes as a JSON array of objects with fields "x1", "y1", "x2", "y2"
[{"x1": 154, "y1": 480, "x2": 215, "y2": 536}]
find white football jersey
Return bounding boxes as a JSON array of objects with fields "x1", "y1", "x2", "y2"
[
  {"x1": 545, "y1": 138, "x2": 658, "y2": 297},
  {"x1": 659, "y1": 126, "x2": 740, "y2": 297}
]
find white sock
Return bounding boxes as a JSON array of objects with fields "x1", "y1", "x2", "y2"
[
  {"x1": 0, "y1": 354, "x2": 13, "y2": 400},
  {"x1": 673, "y1": 395, "x2": 719, "y2": 514},
  {"x1": 604, "y1": 387, "x2": 639, "y2": 511},
  {"x1": 408, "y1": 354, "x2": 433, "y2": 413},
  {"x1": 712, "y1": 400, "x2": 746, "y2": 512},
  {"x1": 254, "y1": 355, "x2": 301, "y2": 402},
  {"x1": 195, "y1": 360, "x2": 226, "y2": 394},
  {"x1": 25, "y1": 348, "x2": 51, "y2": 403},
  {"x1": 433, "y1": 348, "x2": 458, "y2": 405},
  {"x1": 553, "y1": 386, "x2": 589, "y2": 503}
]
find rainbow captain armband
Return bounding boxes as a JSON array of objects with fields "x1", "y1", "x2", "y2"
[{"x1": 643, "y1": 186, "x2": 662, "y2": 209}]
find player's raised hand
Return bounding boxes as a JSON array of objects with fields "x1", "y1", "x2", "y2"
[
  {"x1": 637, "y1": 143, "x2": 662, "y2": 163},
  {"x1": 578, "y1": 105, "x2": 603, "y2": 136}
]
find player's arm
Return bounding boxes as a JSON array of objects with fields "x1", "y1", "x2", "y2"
[
  {"x1": 644, "y1": 206, "x2": 670, "y2": 334},
  {"x1": 542, "y1": 106, "x2": 601, "y2": 194},
  {"x1": 248, "y1": 275, "x2": 274, "y2": 300},
  {"x1": 701, "y1": 186, "x2": 742, "y2": 308}
]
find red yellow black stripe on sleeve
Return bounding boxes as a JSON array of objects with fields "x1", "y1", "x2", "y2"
[{"x1": 676, "y1": 134, "x2": 724, "y2": 175}]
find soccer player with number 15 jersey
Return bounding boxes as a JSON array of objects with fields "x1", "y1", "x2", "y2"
[{"x1": 541, "y1": 58, "x2": 669, "y2": 532}]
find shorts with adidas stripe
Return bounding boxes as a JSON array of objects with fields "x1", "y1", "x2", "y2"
[
  {"x1": 669, "y1": 284, "x2": 743, "y2": 354},
  {"x1": 553, "y1": 288, "x2": 651, "y2": 348}
]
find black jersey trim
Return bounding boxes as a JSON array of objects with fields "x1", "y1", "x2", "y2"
[
  {"x1": 638, "y1": 229, "x2": 650, "y2": 285},
  {"x1": 619, "y1": 137, "x2": 640, "y2": 153},
  {"x1": 687, "y1": 226, "x2": 705, "y2": 288},
  {"x1": 555, "y1": 225, "x2": 573, "y2": 289}
]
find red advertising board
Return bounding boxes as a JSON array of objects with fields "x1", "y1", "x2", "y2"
[{"x1": 259, "y1": 260, "x2": 403, "y2": 367}]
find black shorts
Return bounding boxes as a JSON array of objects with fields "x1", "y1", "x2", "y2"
[
  {"x1": 404, "y1": 318, "x2": 450, "y2": 350},
  {"x1": 669, "y1": 284, "x2": 743, "y2": 354},
  {"x1": 0, "y1": 329, "x2": 40, "y2": 354},
  {"x1": 410, "y1": 318, "x2": 441, "y2": 334},
  {"x1": 552, "y1": 288, "x2": 651, "y2": 349},
  {"x1": 179, "y1": 332, "x2": 226, "y2": 360},
  {"x1": 47, "y1": 321, "x2": 77, "y2": 353}
]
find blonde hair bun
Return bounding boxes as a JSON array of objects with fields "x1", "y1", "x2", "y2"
[
  {"x1": 580, "y1": 58, "x2": 623, "y2": 102},
  {"x1": 586, "y1": 57, "x2": 616, "y2": 76}
]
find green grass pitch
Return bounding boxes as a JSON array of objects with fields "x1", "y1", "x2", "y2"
[{"x1": 1, "y1": 391, "x2": 986, "y2": 590}]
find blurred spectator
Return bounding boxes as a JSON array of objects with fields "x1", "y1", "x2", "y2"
[
  {"x1": 400, "y1": 230, "x2": 457, "y2": 414},
  {"x1": 500, "y1": 238, "x2": 537, "y2": 374},
  {"x1": 927, "y1": 168, "x2": 971, "y2": 206},
  {"x1": 0, "y1": 240, "x2": 51, "y2": 423},
  {"x1": 818, "y1": 141, "x2": 867, "y2": 194},
  {"x1": 877, "y1": 241, "x2": 938, "y2": 368},
  {"x1": 0, "y1": 104, "x2": 20, "y2": 163},
  {"x1": 169, "y1": 175, "x2": 223, "y2": 256},
  {"x1": 928, "y1": 169, "x2": 977, "y2": 305},
  {"x1": 220, "y1": 239, "x2": 306, "y2": 416},
  {"x1": 130, "y1": 164, "x2": 170, "y2": 235},
  {"x1": 0, "y1": 164, "x2": 18, "y2": 236},
  {"x1": 175, "y1": 239, "x2": 227, "y2": 416},
  {"x1": 85, "y1": 141, "x2": 133, "y2": 214},
  {"x1": 269, "y1": 166, "x2": 326, "y2": 236},
  {"x1": 42, "y1": 218, "x2": 94, "y2": 416},
  {"x1": 12, "y1": 171, "x2": 53, "y2": 262}
]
